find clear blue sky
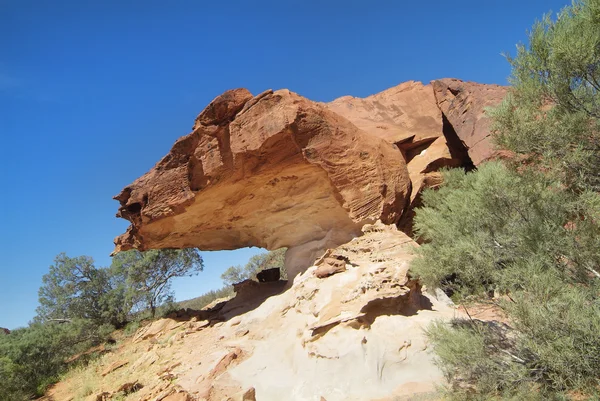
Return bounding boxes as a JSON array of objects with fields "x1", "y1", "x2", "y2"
[{"x1": 0, "y1": 0, "x2": 571, "y2": 329}]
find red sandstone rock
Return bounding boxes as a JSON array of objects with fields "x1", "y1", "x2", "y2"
[
  {"x1": 432, "y1": 78, "x2": 508, "y2": 165},
  {"x1": 113, "y1": 80, "x2": 507, "y2": 274},
  {"x1": 327, "y1": 80, "x2": 467, "y2": 203},
  {"x1": 113, "y1": 89, "x2": 412, "y2": 265},
  {"x1": 101, "y1": 359, "x2": 128, "y2": 377},
  {"x1": 326, "y1": 81, "x2": 443, "y2": 148}
]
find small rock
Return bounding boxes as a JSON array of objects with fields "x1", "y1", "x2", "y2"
[
  {"x1": 236, "y1": 329, "x2": 249, "y2": 337},
  {"x1": 162, "y1": 390, "x2": 192, "y2": 401},
  {"x1": 101, "y1": 359, "x2": 128, "y2": 377},
  {"x1": 159, "y1": 372, "x2": 177, "y2": 381},
  {"x1": 117, "y1": 381, "x2": 143, "y2": 395},
  {"x1": 157, "y1": 362, "x2": 182, "y2": 376},
  {"x1": 256, "y1": 267, "x2": 280, "y2": 282},
  {"x1": 93, "y1": 392, "x2": 111, "y2": 401},
  {"x1": 315, "y1": 257, "x2": 347, "y2": 278},
  {"x1": 242, "y1": 387, "x2": 256, "y2": 401},
  {"x1": 433, "y1": 288, "x2": 455, "y2": 307},
  {"x1": 195, "y1": 320, "x2": 210, "y2": 330}
]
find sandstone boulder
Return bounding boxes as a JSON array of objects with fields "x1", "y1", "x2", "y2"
[
  {"x1": 113, "y1": 79, "x2": 507, "y2": 275},
  {"x1": 114, "y1": 88, "x2": 412, "y2": 275},
  {"x1": 101, "y1": 359, "x2": 128, "y2": 377},
  {"x1": 327, "y1": 80, "x2": 471, "y2": 206},
  {"x1": 314, "y1": 257, "x2": 347, "y2": 278}
]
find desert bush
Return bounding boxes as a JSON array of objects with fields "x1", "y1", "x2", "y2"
[
  {"x1": 414, "y1": 164, "x2": 600, "y2": 397},
  {"x1": 490, "y1": 0, "x2": 600, "y2": 193},
  {"x1": 416, "y1": 2, "x2": 600, "y2": 397},
  {"x1": 412, "y1": 163, "x2": 574, "y2": 298},
  {"x1": 0, "y1": 319, "x2": 113, "y2": 400}
]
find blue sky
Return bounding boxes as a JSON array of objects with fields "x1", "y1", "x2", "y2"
[{"x1": 0, "y1": 0, "x2": 571, "y2": 329}]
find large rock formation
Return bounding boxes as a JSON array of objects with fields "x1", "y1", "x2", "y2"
[
  {"x1": 114, "y1": 79, "x2": 507, "y2": 274},
  {"x1": 114, "y1": 88, "x2": 414, "y2": 275},
  {"x1": 326, "y1": 80, "x2": 443, "y2": 148},
  {"x1": 326, "y1": 80, "x2": 466, "y2": 206},
  {"x1": 432, "y1": 78, "x2": 508, "y2": 165},
  {"x1": 48, "y1": 79, "x2": 511, "y2": 401}
]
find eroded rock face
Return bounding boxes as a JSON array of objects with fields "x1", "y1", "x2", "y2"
[
  {"x1": 114, "y1": 89, "x2": 412, "y2": 272},
  {"x1": 326, "y1": 80, "x2": 443, "y2": 148},
  {"x1": 187, "y1": 222, "x2": 455, "y2": 400},
  {"x1": 114, "y1": 79, "x2": 507, "y2": 274},
  {"x1": 432, "y1": 78, "x2": 508, "y2": 165},
  {"x1": 327, "y1": 80, "x2": 470, "y2": 207}
]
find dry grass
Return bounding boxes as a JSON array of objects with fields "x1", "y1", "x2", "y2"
[{"x1": 54, "y1": 334, "x2": 163, "y2": 400}]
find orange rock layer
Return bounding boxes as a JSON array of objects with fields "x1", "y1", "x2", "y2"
[{"x1": 113, "y1": 79, "x2": 506, "y2": 259}]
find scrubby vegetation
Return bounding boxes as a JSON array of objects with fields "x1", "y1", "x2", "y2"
[
  {"x1": 414, "y1": 0, "x2": 600, "y2": 398},
  {"x1": 0, "y1": 247, "x2": 287, "y2": 400},
  {"x1": 0, "y1": 248, "x2": 202, "y2": 400},
  {"x1": 0, "y1": 320, "x2": 114, "y2": 400}
]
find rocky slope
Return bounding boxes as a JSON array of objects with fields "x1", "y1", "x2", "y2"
[{"x1": 47, "y1": 223, "x2": 457, "y2": 401}]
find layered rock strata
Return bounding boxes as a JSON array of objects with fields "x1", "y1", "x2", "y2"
[{"x1": 114, "y1": 79, "x2": 506, "y2": 275}]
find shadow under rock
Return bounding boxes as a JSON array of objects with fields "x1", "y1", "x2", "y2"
[
  {"x1": 358, "y1": 289, "x2": 433, "y2": 326},
  {"x1": 168, "y1": 280, "x2": 289, "y2": 326},
  {"x1": 311, "y1": 285, "x2": 434, "y2": 339}
]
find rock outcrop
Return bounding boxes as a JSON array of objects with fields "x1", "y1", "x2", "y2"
[
  {"x1": 432, "y1": 78, "x2": 508, "y2": 165},
  {"x1": 113, "y1": 79, "x2": 506, "y2": 275},
  {"x1": 114, "y1": 88, "x2": 413, "y2": 275},
  {"x1": 326, "y1": 80, "x2": 444, "y2": 148},
  {"x1": 45, "y1": 78, "x2": 511, "y2": 401}
]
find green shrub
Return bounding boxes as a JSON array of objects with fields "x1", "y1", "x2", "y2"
[
  {"x1": 413, "y1": 163, "x2": 600, "y2": 397},
  {"x1": 412, "y1": 163, "x2": 573, "y2": 298},
  {"x1": 0, "y1": 319, "x2": 113, "y2": 400},
  {"x1": 416, "y1": 3, "x2": 600, "y2": 394},
  {"x1": 490, "y1": 0, "x2": 600, "y2": 193}
]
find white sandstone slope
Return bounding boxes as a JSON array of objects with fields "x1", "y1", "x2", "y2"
[{"x1": 47, "y1": 222, "x2": 454, "y2": 401}]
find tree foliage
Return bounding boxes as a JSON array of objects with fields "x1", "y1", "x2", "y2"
[
  {"x1": 413, "y1": 165, "x2": 600, "y2": 397},
  {"x1": 0, "y1": 320, "x2": 113, "y2": 400},
  {"x1": 221, "y1": 248, "x2": 286, "y2": 286},
  {"x1": 37, "y1": 254, "x2": 128, "y2": 328},
  {"x1": 1, "y1": 248, "x2": 204, "y2": 400},
  {"x1": 412, "y1": 163, "x2": 578, "y2": 298},
  {"x1": 491, "y1": 0, "x2": 600, "y2": 192},
  {"x1": 415, "y1": 1, "x2": 600, "y2": 398},
  {"x1": 111, "y1": 248, "x2": 203, "y2": 317}
]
